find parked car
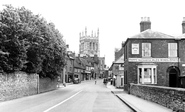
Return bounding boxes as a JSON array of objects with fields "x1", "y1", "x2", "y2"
[{"x1": 73, "y1": 78, "x2": 80, "y2": 84}]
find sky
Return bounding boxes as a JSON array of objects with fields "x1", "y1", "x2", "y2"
[{"x1": 0, "y1": 0, "x2": 185, "y2": 67}]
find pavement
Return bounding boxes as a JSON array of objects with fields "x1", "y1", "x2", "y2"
[{"x1": 106, "y1": 82, "x2": 173, "y2": 112}]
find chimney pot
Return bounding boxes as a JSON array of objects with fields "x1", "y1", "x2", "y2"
[
  {"x1": 141, "y1": 17, "x2": 143, "y2": 21},
  {"x1": 140, "y1": 17, "x2": 151, "y2": 32},
  {"x1": 182, "y1": 17, "x2": 185, "y2": 34},
  {"x1": 183, "y1": 17, "x2": 185, "y2": 22},
  {"x1": 147, "y1": 17, "x2": 150, "y2": 21}
]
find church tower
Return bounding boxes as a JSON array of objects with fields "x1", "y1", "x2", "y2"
[{"x1": 79, "y1": 27, "x2": 100, "y2": 57}]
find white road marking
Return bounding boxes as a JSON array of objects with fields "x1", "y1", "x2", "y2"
[{"x1": 43, "y1": 90, "x2": 83, "y2": 112}]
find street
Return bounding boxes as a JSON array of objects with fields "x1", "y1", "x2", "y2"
[{"x1": 0, "y1": 79, "x2": 133, "y2": 112}]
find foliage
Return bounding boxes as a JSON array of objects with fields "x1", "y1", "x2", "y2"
[{"x1": 0, "y1": 5, "x2": 66, "y2": 79}]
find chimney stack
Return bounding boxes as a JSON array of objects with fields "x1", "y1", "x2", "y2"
[
  {"x1": 140, "y1": 17, "x2": 151, "y2": 32},
  {"x1": 182, "y1": 17, "x2": 185, "y2": 34}
]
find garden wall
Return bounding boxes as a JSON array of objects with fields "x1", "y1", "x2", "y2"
[
  {"x1": 0, "y1": 72, "x2": 58, "y2": 101},
  {"x1": 39, "y1": 77, "x2": 58, "y2": 93},
  {"x1": 0, "y1": 72, "x2": 38, "y2": 101},
  {"x1": 130, "y1": 83, "x2": 185, "y2": 110}
]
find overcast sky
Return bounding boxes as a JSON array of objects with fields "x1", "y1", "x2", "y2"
[{"x1": 0, "y1": 0, "x2": 185, "y2": 67}]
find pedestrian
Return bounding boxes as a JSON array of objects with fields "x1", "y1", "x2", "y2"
[
  {"x1": 103, "y1": 78, "x2": 107, "y2": 87},
  {"x1": 95, "y1": 80, "x2": 97, "y2": 84}
]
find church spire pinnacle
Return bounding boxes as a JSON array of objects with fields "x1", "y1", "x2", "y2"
[
  {"x1": 97, "y1": 28, "x2": 99, "y2": 37},
  {"x1": 85, "y1": 27, "x2": 87, "y2": 36}
]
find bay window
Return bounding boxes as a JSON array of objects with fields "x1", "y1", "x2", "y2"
[{"x1": 137, "y1": 64, "x2": 157, "y2": 84}]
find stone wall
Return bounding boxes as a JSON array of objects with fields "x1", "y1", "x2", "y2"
[
  {"x1": 130, "y1": 83, "x2": 185, "y2": 111},
  {"x1": 0, "y1": 72, "x2": 59, "y2": 101},
  {"x1": 0, "y1": 72, "x2": 38, "y2": 101},
  {"x1": 39, "y1": 77, "x2": 58, "y2": 93}
]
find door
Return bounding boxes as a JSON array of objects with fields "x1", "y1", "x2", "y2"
[{"x1": 168, "y1": 67, "x2": 179, "y2": 87}]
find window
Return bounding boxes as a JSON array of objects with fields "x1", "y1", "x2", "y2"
[
  {"x1": 142, "y1": 43, "x2": 151, "y2": 57},
  {"x1": 90, "y1": 42, "x2": 92, "y2": 50},
  {"x1": 74, "y1": 68, "x2": 77, "y2": 72},
  {"x1": 168, "y1": 43, "x2": 177, "y2": 57},
  {"x1": 93, "y1": 43, "x2": 95, "y2": 50},
  {"x1": 70, "y1": 67, "x2": 72, "y2": 72},
  {"x1": 137, "y1": 65, "x2": 157, "y2": 84},
  {"x1": 115, "y1": 65, "x2": 119, "y2": 70}
]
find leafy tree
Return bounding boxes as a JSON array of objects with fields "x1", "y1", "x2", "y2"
[{"x1": 0, "y1": 5, "x2": 66, "y2": 79}]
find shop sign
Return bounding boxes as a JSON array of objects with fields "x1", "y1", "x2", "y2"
[
  {"x1": 132, "y1": 43, "x2": 139, "y2": 54},
  {"x1": 128, "y1": 58, "x2": 179, "y2": 62}
]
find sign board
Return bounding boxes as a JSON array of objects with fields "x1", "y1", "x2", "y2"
[
  {"x1": 132, "y1": 44, "x2": 139, "y2": 54},
  {"x1": 128, "y1": 58, "x2": 180, "y2": 62}
]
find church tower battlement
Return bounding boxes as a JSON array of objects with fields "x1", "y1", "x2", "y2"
[{"x1": 79, "y1": 27, "x2": 100, "y2": 57}]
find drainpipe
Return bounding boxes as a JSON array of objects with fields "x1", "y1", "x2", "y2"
[{"x1": 175, "y1": 38, "x2": 181, "y2": 87}]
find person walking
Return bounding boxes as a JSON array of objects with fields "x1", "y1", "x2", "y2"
[
  {"x1": 103, "y1": 78, "x2": 107, "y2": 87},
  {"x1": 95, "y1": 80, "x2": 97, "y2": 84}
]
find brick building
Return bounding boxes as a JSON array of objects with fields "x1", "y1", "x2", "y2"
[{"x1": 124, "y1": 17, "x2": 185, "y2": 91}]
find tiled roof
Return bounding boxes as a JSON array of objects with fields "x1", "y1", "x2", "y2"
[
  {"x1": 74, "y1": 57, "x2": 85, "y2": 69},
  {"x1": 130, "y1": 29, "x2": 174, "y2": 39},
  {"x1": 79, "y1": 57, "x2": 91, "y2": 67},
  {"x1": 114, "y1": 55, "x2": 124, "y2": 64}
]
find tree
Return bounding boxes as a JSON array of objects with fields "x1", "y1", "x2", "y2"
[{"x1": 0, "y1": 5, "x2": 66, "y2": 79}]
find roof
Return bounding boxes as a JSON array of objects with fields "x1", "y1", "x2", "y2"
[
  {"x1": 114, "y1": 55, "x2": 124, "y2": 64},
  {"x1": 176, "y1": 33, "x2": 185, "y2": 39},
  {"x1": 129, "y1": 29, "x2": 174, "y2": 39},
  {"x1": 74, "y1": 57, "x2": 85, "y2": 69},
  {"x1": 79, "y1": 57, "x2": 91, "y2": 67},
  {"x1": 67, "y1": 52, "x2": 75, "y2": 59}
]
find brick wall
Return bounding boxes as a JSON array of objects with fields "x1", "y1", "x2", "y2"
[
  {"x1": 130, "y1": 83, "x2": 185, "y2": 111},
  {"x1": 0, "y1": 72, "x2": 38, "y2": 101}
]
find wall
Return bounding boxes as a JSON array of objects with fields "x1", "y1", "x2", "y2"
[
  {"x1": 130, "y1": 83, "x2": 185, "y2": 111},
  {"x1": 0, "y1": 72, "x2": 38, "y2": 101},
  {"x1": 39, "y1": 77, "x2": 58, "y2": 93},
  {"x1": 0, "y1": 72, "x2": 58, "y2": 101}
]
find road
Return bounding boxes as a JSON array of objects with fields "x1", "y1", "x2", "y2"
[{"x1": 0, "y1": 79, "x2": 133, "y2": 112}]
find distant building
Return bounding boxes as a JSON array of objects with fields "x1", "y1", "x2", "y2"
[
  {"x1": 79, "y1": 27, "x2": 100, "y2": 57},
  {"x1": 79, "y1": 27, "x2": 105, "y2": 79},
  {"x1": 124, "y1": 17, "x2": 185, "y2": 91},
  {"x1": 115, "y1": 42, "x2": 124, "y2": 61},
  {"x1": 99, "y1": 57, "x2": 105, "y2": 78}
]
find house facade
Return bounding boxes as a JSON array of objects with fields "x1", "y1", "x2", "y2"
[
  {"x1": 74, "y1": 56, "x2": 85, "y2": 82},
  {"x1": 66, "y1": 51, "x2": 75, "y2": 83},
  {"x1": 112, "y1": 55, "x2": 124, "y2": 88},
  {"x1": 124, "y1": 17, "x2": 185, "y2": 91}
]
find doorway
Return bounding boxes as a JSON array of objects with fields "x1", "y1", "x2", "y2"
[{"x1": 168, "y1": 66, "x2": 179, "y2": 87}]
